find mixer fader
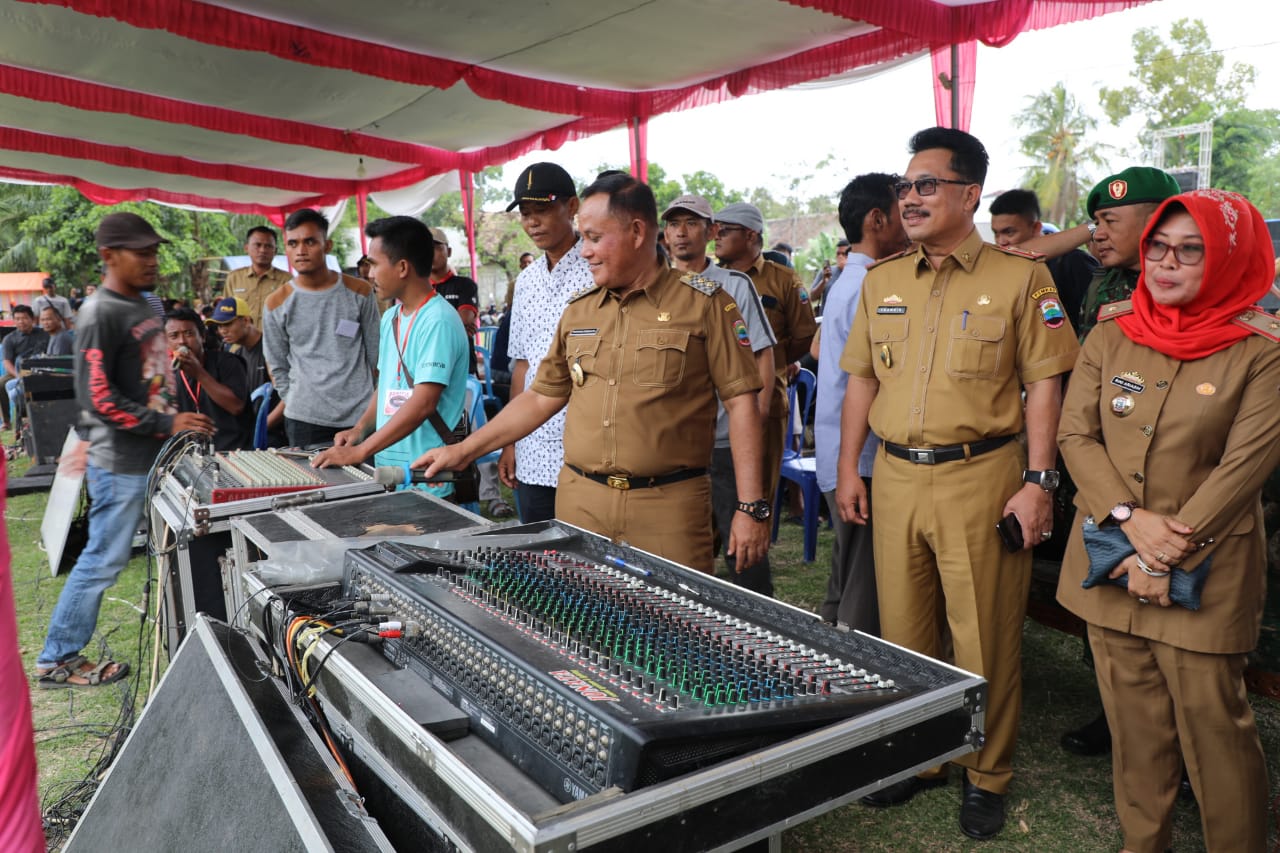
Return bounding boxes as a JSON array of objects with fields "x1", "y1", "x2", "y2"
[{"x1": 343, "y1": 540, "x2": 918, "y2": 802}]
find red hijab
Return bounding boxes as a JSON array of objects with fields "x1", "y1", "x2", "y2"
[{"x1": 1117, "y1": 189, "x2": 1275, "y2": 360}]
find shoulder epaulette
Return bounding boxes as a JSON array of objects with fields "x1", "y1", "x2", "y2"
[
  {"x1": 1231, "y1": 308, "x2": 1280, "y2": 342},
  {"x1": 990, "y1": 243, "x2": 1046, "y2": 262},
  {"x1": 680, "y1": 272, "x2": 721, "y2": 296},
  {"x1": 567, "y1": 284, "x2": 601, "y2": 303},
  {"x1": 868, "y1": 247, "x2": 912, "y2": 270},
  {"x1": 1097, "y1": 300, "x2": 1133, "y2": 322}
]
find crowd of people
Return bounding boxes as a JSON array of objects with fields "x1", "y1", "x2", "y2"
[{"x1": 21, "y1": 123, "x2": 1279, "y2": 851}]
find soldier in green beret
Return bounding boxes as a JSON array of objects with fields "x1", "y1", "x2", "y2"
[
  {"x1": 1008, "y1": 166, "x2": 1181, "y2": 341},
  {"x1": 1075, "y1": 167, "x2": 1183, "y2": 340}
]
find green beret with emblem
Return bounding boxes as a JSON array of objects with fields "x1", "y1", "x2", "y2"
[{"x1": 1086, "y1": 167, "x2": 1181, "y2": 217}]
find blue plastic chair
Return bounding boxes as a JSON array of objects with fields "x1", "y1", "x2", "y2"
[
  {"x1": 475, "y1": 324, "x2": 498, "y2": 351},
  {"x1": 460, "y1": 376, "x2": 502, "y2": 515},
  {"x1": 771, "y1": 368, "x2": 825, "y2": 562},
  {"x1": 250, "y1": 381, "x2": 272, "y2": 449},
  {"x1": 474, "y1": 345, "x2": 499, "y2": 411}
]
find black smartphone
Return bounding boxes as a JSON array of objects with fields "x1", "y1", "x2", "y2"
[{"x1": 996, "y1": 513, "x2": 1023, "y2": 553}]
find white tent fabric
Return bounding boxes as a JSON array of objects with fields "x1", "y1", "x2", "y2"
[{"x1": 0, "y1": 0, "x2": 1153, "y2": 218}]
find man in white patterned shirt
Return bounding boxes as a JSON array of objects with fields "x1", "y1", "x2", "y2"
[{"x1": 500, "y1": 162, "x2": 593, "y2": 522}]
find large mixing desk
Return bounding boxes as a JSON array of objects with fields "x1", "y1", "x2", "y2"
[{"x1": 240, "y1": 518, "x2": 987, "y2": 852}]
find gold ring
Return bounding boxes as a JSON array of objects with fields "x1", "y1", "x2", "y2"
[{"x1": 1156, "y1": 551, "x2": 1169, "y2": 564}]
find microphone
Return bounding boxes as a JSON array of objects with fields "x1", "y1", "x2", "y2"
[
  {"x1": 172, "y1": 344, "x2": 190, "y2": 371},
  {"x1": 374, "y1": 464, "x2": 471, "y2": 489}
]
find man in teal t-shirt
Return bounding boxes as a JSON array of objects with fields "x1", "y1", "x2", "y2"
[{"x1": 313, "y1": 217, "x2": 468, "y2": 498}]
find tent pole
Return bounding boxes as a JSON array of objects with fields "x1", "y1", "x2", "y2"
[
  {"x1": 459, "y1": 170, "x2": 479, "y2": 278},
  {"x1": 950, "y1": 45, "x2": 960, "y2": 130},
  {"x1": 628, "y1": 117, "x2": 649, "y2": 183},
  {"x1": 356, "y1": 190, "x2": 368, "y2": 256}
]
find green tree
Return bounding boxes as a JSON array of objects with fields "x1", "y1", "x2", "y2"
[
  {"x1": 1100, "y1": 18, "x2": 1252, "y2": 130},
  {"x1": 0, "y1": 184, "x2": 50, "y2": 273},
  {"x1": 1097, "y1": 18, "x2": 1279, "y2": 212},
  {"x1": 1014, "y1": 83, "x2": 1104, "y2": 226},
  {"x1": 7, "y1": 186, "x2": 246, "y2": 301}
]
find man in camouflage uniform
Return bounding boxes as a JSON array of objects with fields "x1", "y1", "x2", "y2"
[{"x1": 1075, "y1": 167, "x2": 1181, "y2": 341}]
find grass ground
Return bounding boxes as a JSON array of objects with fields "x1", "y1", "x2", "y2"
[{"x1": 9, "y1": 450, "x2": 1279, "y2": 851}]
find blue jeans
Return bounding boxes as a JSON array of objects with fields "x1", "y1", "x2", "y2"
[
  {"x1": 37, "y1": 465, "x2": 148, "y2": 668},
  {"x1": 5, "y1": 377, "x2": 19, "y2": 426}
]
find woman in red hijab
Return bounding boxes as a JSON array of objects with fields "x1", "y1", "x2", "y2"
[{"x1": 1056, "y1": 189, "x2": 1280, "y2": 853}]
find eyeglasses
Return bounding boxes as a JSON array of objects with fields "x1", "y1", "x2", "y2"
[
  {"x1": 892, "y1": 178, "x2": 973, "y2": 200},
  {"x1": 1143, "y1": 238, "x2": 1205, "y2": 266}
]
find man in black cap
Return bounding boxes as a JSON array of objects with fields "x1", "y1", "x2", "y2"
[
  {"x1": 35, "y1": 212, "x2": 213, "y2": 688},
  {"x1": 499, "y1": 162, "x2": 593, "y2": 523}
]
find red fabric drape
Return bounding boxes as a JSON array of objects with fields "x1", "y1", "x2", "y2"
[
  {"x1": 931, "y1": 41, "x2": 976, "y2": 131},
  {"x1": 7, "y1": 0, "x2": 1153, "y2": 216},
  {"x1": 0, "y1": 165, "x2": 290, "y2": 222},
  {"x1": 0, "y1": 62, "x2": 452, "y2": 167},
  {"x1": 788, "y1": 0, "x2": 1147, "y2": 46},
  {"x1": 0, "y1": 461, "x2": 46, "y2": 853}
]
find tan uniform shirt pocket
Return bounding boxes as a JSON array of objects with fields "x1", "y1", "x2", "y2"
[
  {"x1": 946, "y1": 314, "x2": 1006, "y2": 379},
  {"x1": 869, "y1": 316, "x2": 909, "y2": 379},
  {"x1": 632, "y1": 328, "x2": 690, "y2": 388}
]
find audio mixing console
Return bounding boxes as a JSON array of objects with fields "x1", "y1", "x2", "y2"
[{"x1": 344, "y1": 539, "x2": 945, "y2": 803}]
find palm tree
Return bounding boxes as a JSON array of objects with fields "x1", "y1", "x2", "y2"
[
  {"x1": 0, "y1": 184, "x2": 52, "y2": 272},
  {"x1": 1014, "y1": 83, "x2": 1105, "y2": 227}
]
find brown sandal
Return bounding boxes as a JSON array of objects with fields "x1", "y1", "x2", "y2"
[{"x1": 37, "y1": 655, "x2": 130, "y2": 689}]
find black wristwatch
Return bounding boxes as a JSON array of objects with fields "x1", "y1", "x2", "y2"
[
  {"x1": 736, "y1": 499, "x2": 772, "y2": 521},
  {"x1": 1023, "y1": 469, "x2": 1061, "y2": 491}
]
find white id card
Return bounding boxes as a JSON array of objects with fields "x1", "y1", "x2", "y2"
[
  {"x1": 383, "y1": 389, "x2": 411, "y2": 415},
  {"x1": 336, "y1": 318, "x2": 359, "y2": 337}
]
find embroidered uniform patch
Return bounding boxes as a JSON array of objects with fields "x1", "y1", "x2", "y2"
[
  {"x1": 1038, "y1": 297, "x2": 1065, "y2": 329},
  {"x1": 733, "y1": 318, "x2": 751, "y2": 347}
]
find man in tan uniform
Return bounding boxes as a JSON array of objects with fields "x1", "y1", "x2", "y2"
[
  {"x1": 415, "y1": 172, "x2": 771, "y2": 573},
  {"x1": 224, "y1": 225, "x2": 291, "y2": 326},
  {"x1": 713, "y1": 202, "x2": 816, "y2": 553},
  {"x1": 835, "y1": 127, "x2": 1079, "y2": 840}
]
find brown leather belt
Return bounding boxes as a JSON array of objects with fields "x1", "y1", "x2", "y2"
[
  {"x1": 883, "y1": 435, "x2": 1015, "y2": 465},
  {"x1": 567, "y1": 464, "x2": 707, "y2": 490}
]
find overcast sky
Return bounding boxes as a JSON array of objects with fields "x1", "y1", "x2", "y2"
[{"x1": 493, "y1": 0, "x2": 1280, "y2": 216}]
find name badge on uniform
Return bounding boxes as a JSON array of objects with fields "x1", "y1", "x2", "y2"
[
  {"x1": 383, "y1": 388, "x2": 411, "y2": 415},
  {"x1": 336, "y1": 318, "x2": 359, "y2": 338},
  {"x1": 1110, "y1": 371, "x2": 1145, "y2": 394},
  {"x1": 570, "y1": 328, "x2": 598, "y2": 336},
  {"x1": 876, "y1": 306, "x2": 907, "y2": 315}
]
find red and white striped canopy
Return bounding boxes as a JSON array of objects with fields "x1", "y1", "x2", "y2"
[{"x1": 0, "y1": 0, "x2": 1152, "y2": 219}]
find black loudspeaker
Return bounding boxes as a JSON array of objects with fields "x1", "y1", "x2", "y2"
[
  {"x1": 64, "y1": 617, "x2": 393, "y2": 853},
  {"x1": 22, "y1": 362, "x2": 78, "y2": 464}
]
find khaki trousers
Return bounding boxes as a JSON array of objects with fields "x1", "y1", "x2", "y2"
[
  {"x1": 871, "y1": 441, "x2": 1030, "y2": 794},
  {"x1": 1088, "y1": 623, "x2": 1267, "y2": 853},
  {"x1": 556, "y1": 467, "x2": 714, "y2": 573}
]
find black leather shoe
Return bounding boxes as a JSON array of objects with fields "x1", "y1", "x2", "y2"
[
  {"x1": 960, "y1": 777, "x2": 1006, "y2": 840},
  {"x1": 1060, "y1": 711, "x2": 1111, "y2": 756},
  {"x1": 860, "y1": 774, "x2": 948, "y2": 807}
]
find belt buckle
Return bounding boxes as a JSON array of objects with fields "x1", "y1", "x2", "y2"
[
  {"x1": 908, "y1": 448, "x2": 935, "y2": 465},
  {"x1": 606, "y1": 475, "x2": 631, "y2": 490}
]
